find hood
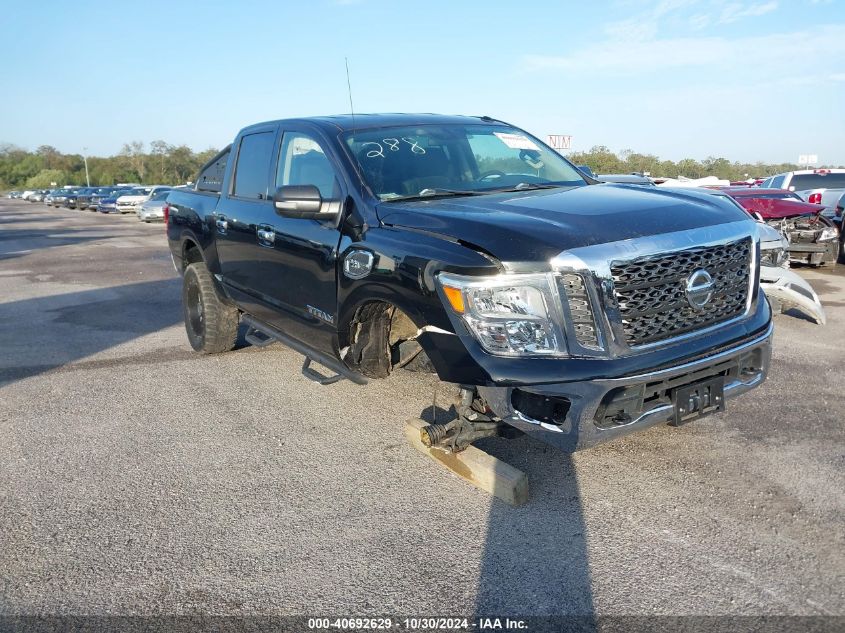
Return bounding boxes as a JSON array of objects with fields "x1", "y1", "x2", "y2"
[
  {"x1": 737, "y1": 197, "x2": 825, "y2": 220},
  {"x1": 377, "y1": 183, "x2": 752, "y2": 263}
]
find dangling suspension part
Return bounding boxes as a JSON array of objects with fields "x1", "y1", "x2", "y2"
[{"x1": 419, "y1": 387, "x2": 507, "y2": 453}]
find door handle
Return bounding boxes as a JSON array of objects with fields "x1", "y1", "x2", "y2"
[
  {"x1": 215, "y1": 216, "x2": 228, "y2": 234},
  {"x1": 256, "y1": 225, "x2": 275, "y2": 247}
]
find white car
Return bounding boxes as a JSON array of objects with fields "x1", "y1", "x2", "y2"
[
  {"x1": 115, "y1": 186, "x2": 170, "y2": 214},
  {"x1": 20, "y1": 190, "x2": 37, "y2": 201},
  {"x1": 136, "y1": 189, "x2": 171, "y2": 222}
]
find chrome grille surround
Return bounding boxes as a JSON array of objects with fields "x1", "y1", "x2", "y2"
[{"x1": 549, "y1": 221, "x2": 760, "y2": 357}]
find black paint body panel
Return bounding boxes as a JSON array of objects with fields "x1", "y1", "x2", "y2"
[{"x1": 166, "y1": 114, "x2": 768, "y2": 386}]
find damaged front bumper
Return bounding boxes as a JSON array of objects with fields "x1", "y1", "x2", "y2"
[
  {"x1": 479, "y1": 322, "x2": 772, "y2": 453},
  {"x1": 787, "y1": 241, "x2": 839, "y2": 266},
  {"x1": 760, "y1": 265, "x2": 826, "y2": 325}
]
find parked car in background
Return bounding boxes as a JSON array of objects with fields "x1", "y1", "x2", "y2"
[
  {"x1": 97, "y1": 189, "x2": 133, "y2": 213},
  {"x1": 64, "y1": 187, "x2": 99, "y2": 209},
  {"x1": 28, "y1": 190, "x2": 50, "y2": 202},
  {"x1": 75, "y1": 186, "x2": 109, "y2": 210},
  {"x1": 720, "y1": 187, "x2": 839, "y2": 266},
  {"x1": 50, "y1": 189, "x2": 78, "y2": 207},
  {"x1": 86, "y1": 187, "x2": 118, "y2": 210},
  {"x1": 760, "y1": 169, "x2": 845, "y2": 219},
  {"x1": 115, "y1": 186, "x2": 170, "y2": 214},
  {"x1": 758, "y1": 224, "x2": 826, "y2": 325},
  {"x1": 7, "y1": 191, "x2": 21, "y2": 198},
  {"x1": 20, "y1": 190, "x2": 37, "y2": 201},
  {"x1": 136, "y1": 189, "x2": 171, "y2": 222}
]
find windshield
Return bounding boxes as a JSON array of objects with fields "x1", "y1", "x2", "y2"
[{"x1": 343, "y1": 124, "x2": 586, "y2": 201}]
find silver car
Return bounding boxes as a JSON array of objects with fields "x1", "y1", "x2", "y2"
[{"x1": 136, "y1": 189, "x2": 171, "y2": 222}]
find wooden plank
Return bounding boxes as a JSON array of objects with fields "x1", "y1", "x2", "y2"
[{"x1": 405, "y1": 418, "x2": 529, "y2": 506}]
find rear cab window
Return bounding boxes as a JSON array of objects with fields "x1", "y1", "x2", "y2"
[
  {"x1": 788, "y1": 173, "x2": 845, "y2": 191},
  {"x1": 197, "y1": 148, "x2": 230, "y2": 193}
]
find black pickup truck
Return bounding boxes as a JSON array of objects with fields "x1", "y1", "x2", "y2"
[{"x1": 166, "y1": 114, "x2": 772, "y2": 453}]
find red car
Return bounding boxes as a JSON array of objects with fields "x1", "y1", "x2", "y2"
[{"x1": 720, "y1": 188, "x2": 840, "y2": 266}]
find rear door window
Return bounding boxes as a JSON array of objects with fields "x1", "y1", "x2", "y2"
[{"x1": 233, "y1": 132, "x2": 276, "y2": 199}]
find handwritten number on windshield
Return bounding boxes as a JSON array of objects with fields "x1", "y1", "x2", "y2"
[
  {"x1": 402, "y1": 137, "x2": 426, "y2": 154},
  {"x1": 361, "y1": 137, "x2": 426, "y2": 159},
  {"x1": 362, "y1": 142, "x2": 385, "y2": 158}
]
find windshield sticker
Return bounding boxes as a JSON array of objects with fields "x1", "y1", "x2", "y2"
[{"x1": 494, "y1": 132, "x2": 539, "y2": 151}]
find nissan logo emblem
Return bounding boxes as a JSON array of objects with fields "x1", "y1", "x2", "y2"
[{"x1": 685, "y1": 269, "x2": 714, "y2": 309}]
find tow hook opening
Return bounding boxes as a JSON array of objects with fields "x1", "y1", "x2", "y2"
[{"x1": 511, "y1": 390, "x2": 572, "y2": 430}]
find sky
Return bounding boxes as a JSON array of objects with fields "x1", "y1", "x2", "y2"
[{"x1": 1, "y1": 0, "x2": 844, "y2": 164}]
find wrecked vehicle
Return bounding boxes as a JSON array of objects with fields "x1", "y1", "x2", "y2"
[
  {"x1": 758, "y1": 224, "x2": 826, "y2": 325},
  {"x1": 166, "y1": 114, "x2": 772, "y2": 453},
  {"x1": 721, "y1": 188, "x2": 840, "y2": 266}
]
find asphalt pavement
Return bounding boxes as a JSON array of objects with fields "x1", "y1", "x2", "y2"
[{"x1": 0, "y1": 199, "x2": 843, "y2": 626}]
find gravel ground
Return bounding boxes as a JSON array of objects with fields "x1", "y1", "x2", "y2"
[{"x1": 0, "y1": 199, "x2": 843, "y2": 625}]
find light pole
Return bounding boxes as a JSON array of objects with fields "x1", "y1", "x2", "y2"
[{"x1": 82, "y1": 147, "x2": 90, "y2": 186}]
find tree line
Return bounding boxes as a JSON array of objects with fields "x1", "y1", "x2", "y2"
[
  {"x1": 3, "y1": 141, "x2": 842, "y2": 190},
  {"x1": 0, "y1": 142, "x2": 220, "y2": 189},
  {"x1": 566, "y1": 146, "x2": 843, "y2": 181}
]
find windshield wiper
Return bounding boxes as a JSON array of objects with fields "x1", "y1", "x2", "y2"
[
  {"x1": 385, "y1": 188, "x2": 489, "y2": 202},
  {"x1": 493, "y1": 182, "x2": 566, "y2": 192}
]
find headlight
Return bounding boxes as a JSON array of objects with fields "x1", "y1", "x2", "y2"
[
  {"x1": 819, "y1": 226, "x2": 839, "y2": 242},
  {"x1": 761, "y1": 246, "x2": 789, "y2": 268},
  {"x1": 438, "y1": 273, "x2": 567, "y2": 357}
]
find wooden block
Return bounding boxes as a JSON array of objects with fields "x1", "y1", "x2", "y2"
[{"x1": 405, "y1": 418, "x2": 529, "y2": 506}]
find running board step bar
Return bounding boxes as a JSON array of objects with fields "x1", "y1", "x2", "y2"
[{"x1": 241, "y1": 314, "x2": 368, "y2": 386}]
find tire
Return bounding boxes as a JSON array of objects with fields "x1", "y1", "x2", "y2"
[{"x1": 182, "y1": 262, "x2": 239, "y2": 354}]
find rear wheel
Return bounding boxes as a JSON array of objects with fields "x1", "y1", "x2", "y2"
[{"x1": 182, "y1": 262, "x2": 239, "y2": 354}]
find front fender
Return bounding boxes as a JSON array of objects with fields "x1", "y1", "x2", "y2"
[{"x1": 335, "y1": 227, "x2": 501, "y2": 383}]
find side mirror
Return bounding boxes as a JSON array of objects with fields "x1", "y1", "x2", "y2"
[{"x1": 273, "y1": 185, "x2": 325, "y2": 218}]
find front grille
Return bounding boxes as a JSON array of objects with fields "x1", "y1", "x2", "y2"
[
  {"x1": 559, "y1": 274, "x2": 602, "y2": 350},
  {"x1": 610, "y1": 238, "x2": 751, "y2": 346}
]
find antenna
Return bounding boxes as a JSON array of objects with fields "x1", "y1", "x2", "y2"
[
  {"x1": 345, "y1": 57, "x2": 364, "y2": 200},
  {"x1": 345, "y1": 57, "x2": 355, "y2": 124}
]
